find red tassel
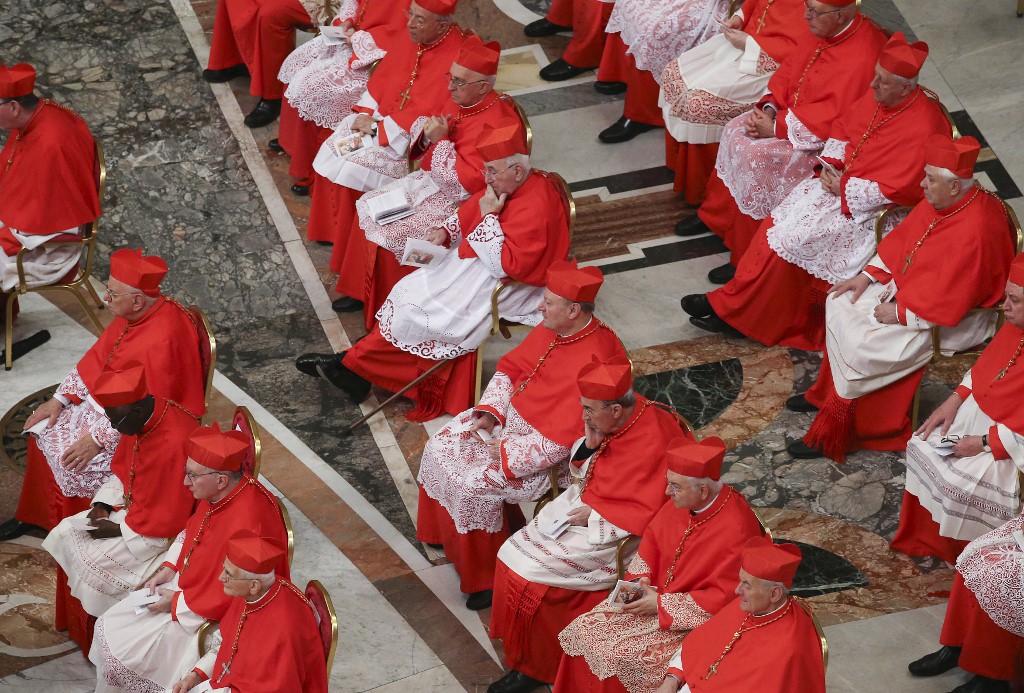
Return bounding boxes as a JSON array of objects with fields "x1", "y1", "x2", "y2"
[{"x1": 803, "y1": 390, "x2": 856, "y2": 462}]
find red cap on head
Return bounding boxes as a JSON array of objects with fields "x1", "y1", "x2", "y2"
[
  {"x1": 413, "y1": 0, "x2": 457, "y2": 15},
  {"x1": 1009, "y1": 254, "x2": 1024, "y2": 287},
  {"x1": 476, "y1": 119, "x2": 527, "y2": 162},
  {"x1": 0, "y1": 63, "x2": 36, "y2": 98},
  {"x1": 225, "y1": 528, "x2": 286, "y2": 574},
  {"x1": 546, "y1": 259, "x2": 603, "y2": 303},
  {"x1": 923, "y1": 134, "x2": 980, "y2": 179},
  {"x1": 186, "y1": 422, "x2": 249, "y2": 472},
  {"x1": 878, "y1": 32, "x2": 928, "y2": 79},
  {"x1": 109, "y1": 248, "x2": 168, "y2": 297},
  {"x1": 665, "y1": 436, "x2": 726, "y2": 480},
  {"x1": 92, "y1": 361, "x2": 148, "y2": 409},
  {"x1": 577, "y1": 355, "x2": 632, "y2": 401},
  {"x1": 741, "y1": 536, "x2": 802, "y2": 588},
  {"x1": 456, "y1": 35, "x2": 500, "y2": 76}
]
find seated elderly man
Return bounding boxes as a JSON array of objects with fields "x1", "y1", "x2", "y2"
[
  {"x1": 890, "y1": 254, "x2": 1024, "y2": 567},
  {"x1": 1, "y1": 248, "x2": 205, "y2": 542},
  {"x1": 0, "y1": 63, "x2": 100, "y2": 296},
  {"x1": 786, "y1": 135, "x2": 1015, "y2": 462},
  {"x1": 354, "y1": 37, "x2": 525, "y2": 325},
  {"x1": 654, "y1": 538, "x2": 825, "y2": 692},
  {"x1": 296, "y1": 125, "x2": 571, "y2": 421},
  {"x1": 308, "y1": 0, "x2": 464, "y2": 309},
  {"x1": 418, "y1": 260, "x2": 625, "y2": 610},
  {"x1": 682, "y1": 34, "x2": 950, "y2": 351},
  {"x1": 274, "y1": 0, "x2": 407, "y2": 194},
  {"x1": 170, "y1": 530, "x2": 327, "y2": 693},
  {"x1": 909, "y1": 515, "x2": 1024, "y2": 693},
  {"x1": 203, "y1": 0, "x2": 329, "y2": 128},
  {"x1": 590, "y1": 0, "x2": 727, "y2": 145},
  {"x1": 42, "y1": 362, "x2": 200, "y2": 655},
  {"x1": 555, "y1": 437, "x2": 764, "y2": 693},
  {"x1": 672, "y1": 0, "x2": 885, "y2": 280},
  {"x1": 92, "y1": 424, "x2": 288, "y2": 693},
  {"x1": 524, "y1": 0, "x2": 611, "y2": 82},
  {"x1": 487, "y1": 357, "x2": 693, "y2": 693}
]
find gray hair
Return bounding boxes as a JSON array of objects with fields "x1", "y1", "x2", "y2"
[
  {"x1": 927, "y1": 164, "x2": 976, "y2": 189},
  {"x1": 236, "y1": 568, "x2": 276, "y2": 589},
  {"x1": 505, "y1": 152, "x2": 532, "y2": 175},
  {"x1": 577, "y1": 301, "x2": 596, "y2": 314},
  {"x1": 764, "y1": 579, "x2": 789, "y2": 597},
  {"x1": 676, "y1": 475, "x2": 724, "y2": 496},
  {"x1": 890, "y1": 73, "x2": 919, "y2": 89},
  {"x1": 192, "y1": 461, "x2": 244, "y2": 483},
  {"x1": 607, "y1": 388, "x2": 636, "y2": 409}
]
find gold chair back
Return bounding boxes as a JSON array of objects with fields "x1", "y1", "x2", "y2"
[
  {"x1": 305, "y1": 580, "x2": 340, "y2": 675},
  {"x1": 187, "y1": 305, "x2": 217, "y2": 418},
  {"x1": 277, "y1": 496, "x2": 296, "y2": 567},
  {"x1": 796, "y1": 599, "x2": 830, "y2": 672},
  {"x1": 233, "y1": 406, "x2": 262, "y2": 478}
]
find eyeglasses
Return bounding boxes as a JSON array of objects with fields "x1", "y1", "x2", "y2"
[
  {"x1": 405, "y1": 9, "x2": 438, "y2": 26},
  {"x1": 184, "y1": 467, "x2": 223, "y2": 481},
  {"x1": 220, "y1": 568, "x2": 253, "y2": 581},
  {"x1": 103, "y1": 285, "x2": 143, "y2": 300},
  {"x1": 804, "y1": 1, "x2": 842, "y2": 17},
  {"x1": 939, "y1": 435, "x2": 963, "y2": 445},
  {"x1": 481, "y1": 164, "x2": 514, "y2": 180},
  {"x1": 447, "y1": 73, "x2": 487, "y2": 89},
  {"x1": 581, "y1": 403, "x2": 613, "y2": 416}
]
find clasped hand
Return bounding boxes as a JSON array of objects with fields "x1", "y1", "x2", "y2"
[
  {"x1": 478, "y1": 184, "x2": 508, "y2": 217},
  {"x1": 621, "y1": 577, "x2": 659, "y2": 615}
]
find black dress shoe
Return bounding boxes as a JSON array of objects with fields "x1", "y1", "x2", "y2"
[
  {"x1": 316, "y1": 241, "x2": 333, "y2": 246},
  {"x1": 243, "y1": 98, "x2": 282, "y2": 128},
  {"x1": 594, "y1": 80, "x2": 627, "y2": 95},
  {"x1": 268, "y1": 138, "x2": 285, "y2": 153},
  {"x1": 949, "y1": 675, "x2": 1011, "y2": 693},
  {"x1": 523, "y1": 18, "x2": 569, "y2": 37},
  {"x1": 0, "y1": 519, "x2": 37, "y2": 541},
  {"x1": 707, "y1": 263, "x2": 736, "y2": 285},
  {"x1": 466, "y1": 589, "x2": 492, "y2": 611},
  {"x1": 291, "y1": 182, "x2": 311, "y2": 196},
  {"x1": 487, "y1": 670, "x2": 547, "y2": 693},
  {"x1": 674, "y1": 215, "x2": 710, "y2": 237},
  {"x1": 2, "y1": 329, "x2": 51, "y2": 365},
  {"x1": 317, "y1": 360, "x2": 371, "y2": 404},
  {"x1": 689, "y1": 315, "x2": 742, "y2": 337},
  {"x1": 539, "y1": 58, "x2": 595, "y2": 82},
  {"x1": 295, "y1": 352, "x2": 340, "y2": 377},
  {"x1": 598, "y1": 116, "x2": 659, "y2": 144},
  {"x1": 332, "y1": 296, "x2": 364, "y2": 313},
  {"x1": 680, "y1": 294, "x2": 712, "y2": 318},
  {"x1": 424, "y1": 542, "x2": 443, "y2": 549},
  {"x1": 786, "y1": 393, "x2": 819, "y2": 413},
  {"x1": 202, "y1": 63, "x2": 249, "y2": 83},
  {"x1": 787, "y1": 440, "x2": 824, "y2": 459},
  {"x1": 909, "y1": 646, "x2": 962, "y2": 677}
]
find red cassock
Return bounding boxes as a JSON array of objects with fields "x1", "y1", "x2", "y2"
[
  {"x1": 708, "y1": 86, "x2": 950, "y2": 351},
  {"x1": 16, "y1": 297, "x2": 207, "y2": 530},
  {"x1": 307, "y1": 26, "x2": 464, "y2": 270},
  {"x1": 597, "y1": 33, "x2": 663, "y2": 127},
  {"x1": 554, "y1": 489, "x2": 764, "y2": 693},
  {"x1": 278, "y1": 0, "x2": 408, "y2": 182},
  {"x1": 0, "y1": 100, "x2": 99, "y2": 245},
  {"x1": 342, "y1": 171, "x2": 571, "y2": 421},
  {"x1": 699, "y1": 15, "x2": 886, "y2": 262},
  {"x1": 490, "y1": 399, "x2": 691, "y2": 683},
  {"x1": 803, "y1": 190, "x2": 1015, "y2": 461},
  {"x1": 417, "y1": 320, "x2": 627, "y2": 593},
  {"x1": 361, "y1": 90, "x2": 524, "y2": 328},
  {"x1": 194, "y1": 580, "x2": 328, "y2": 692},
  {"x1": 167, "y1": 476, "x2": 290, "y2": 623},
  {"x1": 666, "y1": 0, "x2": 807, "y2": 202},
  {"x1": 55, "y1": 397, "x2": 201, "y2": 655},
  {"x1": 941, "y1": 574, "x2": 1024, "y2": 681},
  {"x1": 207, "y1": 0, "x2": 314, "y2": 100},
  {"x1": 545, "y1": 0, "x2": 613, "y2": 68},
  {"x1": 668, "y1": 597, "x2": 826, "y2": 692}
]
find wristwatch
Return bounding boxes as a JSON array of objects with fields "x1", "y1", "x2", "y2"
[{"x1": 981, "y1": 434, "x2": 991, "y2": 453}]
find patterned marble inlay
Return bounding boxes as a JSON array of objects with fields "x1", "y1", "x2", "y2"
[
  {"x1": 634, "y1": 360, "x2": 743, "y2": 430},
  {"x1": 786, "y1": 540, "x2": 869, "y2": 598}
]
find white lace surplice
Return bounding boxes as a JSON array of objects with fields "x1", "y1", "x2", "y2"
[
  {"x1": 312, "y1": 104, "x2": 411, "y2": 193},
  {"x1": 607, "y1": 0, "x2": 728, "y2": 79},
  {"x1": 957, "y1": 515, "x2": 1024, "y2": 637}
]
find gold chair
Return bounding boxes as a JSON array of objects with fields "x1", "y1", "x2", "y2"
[
  {"x1": 305, "y1": 580, "x2": 340, "y2": 675},
  {"x1": 277, "y1": 496, "x2": 296, "y2": 567},
  {"x1": 187, "y1": 306, "x2": 217, "y2": 420},
  {"x1": 232, "y1": 405, "x2": 262, "y2": 478},
  {"x1": 796, "y1": 599, "x2": 830, "y2": 672},
  {"x1": 4, "y1": 140, "x2": 106, "y2": 370},
  {"x1": 197, "y1": 619, "x2": 217, "y2": 658}
]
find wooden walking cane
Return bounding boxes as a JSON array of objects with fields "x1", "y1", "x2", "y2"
[{"x1": 338, "y1": 358, "x2": 451, "y2": 437}]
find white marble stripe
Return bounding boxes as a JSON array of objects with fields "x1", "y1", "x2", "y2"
[
  {"x1": 491, "y1": 0, "x2": 546, "y2": 27},
  {"x1": 415, "y1": 564, "x2": 502, "y2": 665}
]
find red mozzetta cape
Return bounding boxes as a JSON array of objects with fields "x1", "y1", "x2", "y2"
[
  {"x1": 872, "y1": 189, "x2": 1014, "y2": 326},
  {"x1": 579, "y1": 397, "x2": 692, "y2": 536},
  {"x1": 358, "y1": 25, "x2": 466, "y2": 134},
  {"x1": 628, "y1": 490, "x2": 764, "y2": 630},
  {"x1": 968, "y1": 323, "x2": 1024, "y2": 437},
  {"x1": 169, "y1": 476, "x2": 289, "y2": 622},
  {"x1": 113, "y1": 397, "x2": 199, "y2": 539},
  {"x1": 201, "y1": 579, "x2": 328, "y2": 693},
  {"x1": 455, "y1": 171, "x2": 571, "y2": 286},
  {"x1": 675, "y1": 597, "x2": 826, "y2": 692},
  {"x1": 827, "y1": 88, "x2": 951, "y2": 215},
  {"x1": 477, "y1": 319, "x2": 626, "y2": 451},
  {"x1": 349, "y1": 0, "x2": 409, "y2": 54},
  {"x1": 761, "y1": 14, "x2": 887, "y2": 141},
  {"x1": 418, "y1": 91, "x2": 525, "y2": 195},
  {"x1": 739, "y1": 0, "x2": 808, "y2": 64},
  {"x1": 75, "y1": 298, "x2": 207, "y2": 418},
  {"x1": 0, "y1": 100, "x2": 100, "y2": 235}
]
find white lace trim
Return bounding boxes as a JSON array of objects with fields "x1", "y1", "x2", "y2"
[
  {"x1": 957, "y1": 516, "x2": 1024, "y2": 637},
  {"x1": 785, "y1": 111, "x2": 825, "y2": 151},
  {"x1": 607, "y1": 0, "x2": 729, "y2": 79}
]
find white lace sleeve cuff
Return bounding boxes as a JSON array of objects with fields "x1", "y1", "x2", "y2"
[
  {"x1": 476, "y1": 371, "x2": 514, "y2": 420},
  {"x1": 466, "y1": 215, "x2": 507, "y2": 278},
  {"x1": 820, "y1": 137, "x2": 847, "y2": 160},
  {"x1": 843, "y1": 177, "x2": 891, "y2": 224},
  {"x1": 350, "y1": 30, "x2": 386, "y2": 68},
  {"x1": 659, "y1": 592, "x2": 712, "y2": 631},
  {"x1": 786, "y1": 112, "x2": 825, "y2": 151},
  {"x1": 57, "y1": 367, "x2": 88, "y2": 400}
]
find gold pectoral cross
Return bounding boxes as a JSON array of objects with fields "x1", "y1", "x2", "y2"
[
  {"x1": 707, "y1": 662, "x2": 719, "y2": 677},
  {"x1": 221, "y1": 661, "x2": 231, "y2": 678},
  {"x1": 996, "y1": 367, "x2": 1009, "y2": 380},
  {"x1": 399, "y1": 88, "x2": 412, "y2": 110},
  {"x1": 903, "y1": 255, "x2": 913, "y2": 272}
]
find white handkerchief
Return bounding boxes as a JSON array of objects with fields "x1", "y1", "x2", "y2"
[
  {"x1": 68, "y1": 516, "x2": 99, "y2": 531},
  {"x1": 127, "y1": 588, "x2": 161, "y2": 607},
  {"x1": 23, "y1": 419, "x2": 48, "y2": 436}
]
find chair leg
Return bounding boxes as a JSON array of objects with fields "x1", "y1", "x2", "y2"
[
  {"x1": 910, "y1": 384, "x2": 922, "y2": 432},
  {"x1": 4, "y1": 293, "x2": 15, "y2": 371},
  {"x1": 84, "y1": 280, "x2": 105, "y2": 309},
  {"x1": 474, "y1": 344, "x2": 485, "y2": 404},
  {"x1": 72, "y1": 288, "x2": 104, "y2": 332}
]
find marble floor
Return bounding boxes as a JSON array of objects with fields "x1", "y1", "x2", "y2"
[{"x1": 2, "y1": 0, "x2": 1023, "y2": 690}]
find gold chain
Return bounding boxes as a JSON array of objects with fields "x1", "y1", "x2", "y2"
[
  {"x1": 214, "y1": 581, "x2": 282, "y2": 683},
  {"x1": 753, "y1": 0, "x2": 776, "y2": 34},
  {"x1": 398, "y1": 25, "x2": 454, "y2": 110},
  {"x1": 902, "y1": 187, "x2": 980, "y2": 272},
  {"x1": 663, "y1": 489, "x2": 732, "y2": 589},
  {"x1": 703, "y1": 600, "x2": 795, "y2": 679},
  {"x1": 792, "y1": 18, "x2": 860, "y2": 106},
  {"x1": 994, "y1": 337, "x2": 1024, "y2": 381},
  {"x1": 841, "y1": 89, "x2": 921, "y2": 174}
]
